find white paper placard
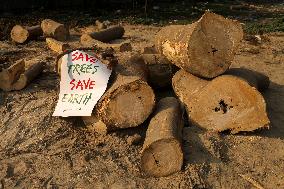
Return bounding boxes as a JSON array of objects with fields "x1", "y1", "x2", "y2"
[{"x1": 53, "y1": 50, "x2": 112, "y2": 117}]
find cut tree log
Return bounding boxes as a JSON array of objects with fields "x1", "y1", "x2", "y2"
[
  {"x1": 172, "y1": 70, "x2": 269, "y2": 133},
  {"x1": 141, "y1": 54, "x2": 174, "y2": 88},
  {"x1": 87, "y1": 25, "x2": 125, "y2": 43},
  {"x1": 46, "y1": 37, "x2": 70, "y2": 54},
  {"x1": 10, "y1": 25, "x2": 43, "y2": 44},
  {"x1": 80, "y1": 34, "x2": 132, "y2": 52},
  {"x1": 93, "y1": 55, "x2": 155, "y2": 129},
  {"x1": 0, "y1": 59, "x2": 25, "y2": 91},
  {"x1": 224, "y1": 68, "x2": 269, "y2": 91},
  {"x1": 155, "y1": 11, "x2": 243, "y2": 78},
  {"x1": 41, "y1": 19, "x2": 69, "y2": 41},
  {"x1": 141, "y1": 97, "x2": 183, "y2": 177},
  {"x1": 12, "y1": 61, "x2": 45, "y2": 90}
]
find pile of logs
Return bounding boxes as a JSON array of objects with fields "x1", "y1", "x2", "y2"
[
  {"x1": 2, "y1": 11, "x2": 271, "y2": 178},
  {"x1": 141, "y1": 11, "x2": 270, "y2": 177}
]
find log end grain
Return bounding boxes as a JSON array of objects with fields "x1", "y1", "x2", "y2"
[
  {"x1": 96, "y1": 79, "x2": 155, "y2": 129},
  {"x1": 155, "y1": 12, "x2": 244, "y2": 78},
  {"x1": 54, "y1": 24, "x2": 69, "y2": 41},
  {"x1": 10, "y1": 25, "x2": 29, "y2": 43},
  {"x1": 188, "y1": 75, "x2": 269, "y2": 133},
  {"x1": 187, "y1": 12, "x2": 243, "y2": 78},
  {"x1": 141, "y1": 139, "x2": 183, "y2": 177},
  {"x1": 172, "y1": 69, "x2": 209, "y2": 102}
]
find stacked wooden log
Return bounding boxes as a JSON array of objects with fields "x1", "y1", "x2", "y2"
[
  {"x1": 152, "y1": 11, "x2": 270, "y2": 133},
  {"x1": 140, "y1": 11, "x2": 270, "y2": 177}
]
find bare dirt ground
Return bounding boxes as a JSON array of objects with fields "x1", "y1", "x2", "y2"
[{"x1": 0, "y1": 23, "x2": 284, "y2": 188}]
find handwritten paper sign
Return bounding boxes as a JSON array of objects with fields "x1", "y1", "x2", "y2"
[{"x1": 53, "y1": 50, "x2": 112, "y2": 117}]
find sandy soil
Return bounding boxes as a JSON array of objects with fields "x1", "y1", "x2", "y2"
[{"x1": 0, "y1": 25, "x2": 284, "y2": 189}]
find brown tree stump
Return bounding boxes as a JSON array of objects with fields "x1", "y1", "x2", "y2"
[
  {"x1": 172, "y1": 69, "x2": 270, "y2": 133},
  {"x1": 141, "y1": 97, "x2": 184, "y2": 177},
  {"x1": 10, "y1": 25, "x2": 43, "y2": 44},
  {"x1": 155, "y1": 11, "x2": 243, "y2": 78},
  {"x1": 41, "y1": 19, "x2": 69, "y2": 41}
]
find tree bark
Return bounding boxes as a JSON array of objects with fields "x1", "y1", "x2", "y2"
[
  {"x1": 41, "y1": 19, "x2": 69, "y2": 41},
  {"x1": 88, "y1": 25, "x2": 125, "y2": 43},
  {"x1": 10, "y1": 25, "x2": 43, "y2": 44},
  {"x1": 141, "y1": 97, "x2": 183, "y2": 177},
  {"x1": 94, "y1": 55, "x2": 155, "y2": 129}
]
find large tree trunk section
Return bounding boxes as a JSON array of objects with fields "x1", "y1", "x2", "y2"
[
  {"x1": 141, "y1": 54, "x2": 174, "y2": 88},
  {"x1": 58, "y1": 53, "x2": 155, "y2": 130},
  {"x1": 224, "y1": 68, "x2": 270, "y2": 91},
  {"x1": 155, "y1": 11, "x2": 243, "y2": 78},
  {"x1": 12, "y1": 61, "x2": 45, "y2": 90},
  {"x1": 46, "y1": 37, "x2": 70, "y2": 54},
  {"x1": 141, "y1": 97, "x2": 183, "y2": 177},
  {"x1": 0, "y1": 59, "x2": 25, "y2": 91},
  {"x1": 41, "y1": 19, "x2": 69, "y2": 41},
  {"x1": 10, "y1": 25, "x2": 43, "y2": 44},
  {"x1": 94, "y1": 55, "x2": 155, "y2": 129},
  {"x1": 88, "y1": 25, "x2": 125, "y2": 43},
  {"x1": 80, "y1": 34, "x2": 132, "y2": 52},
  {"x1": 172, "y1": 70, "x2": 269, "y2": 133}
]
